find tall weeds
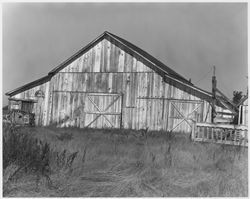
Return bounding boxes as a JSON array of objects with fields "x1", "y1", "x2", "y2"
[
  {"x1": 3, "y1": 123, "x2": 79, "y2": 194},
  {"x1": 3, "y1": 124, "x2": 248, "y2": 197}
]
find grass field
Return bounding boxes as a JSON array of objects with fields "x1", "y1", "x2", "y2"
[{"x1": 3, "y1": 124, "x2": 248, "y2": 197}]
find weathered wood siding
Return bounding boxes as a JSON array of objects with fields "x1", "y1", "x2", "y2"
[
  {"x1": 50, "y1": 38, "x2": 211, "y2": 132},
  {"x1": 11, "y1": 81, "x2": 51, "y2": 126},
  {"x1": 239, "y1": 99, "x2": 248, "y2": 126},
  {"x1": 242, "y1": 99, "x2": 248, "y2": 126},
  {"x1": 11, "y1": 38, "x2": 211, "y2": 132}
]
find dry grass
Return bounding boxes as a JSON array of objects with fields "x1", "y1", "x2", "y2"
[{"x1": 3, "y1": 124, "x2": 248, "y2": 197}]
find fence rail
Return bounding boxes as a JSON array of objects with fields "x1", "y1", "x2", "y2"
[{"x1": 192, "y1": 122, "x2": 248, "y2": 146}]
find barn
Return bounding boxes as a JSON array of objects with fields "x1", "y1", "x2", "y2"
[{"x1": 6, "y1": 31, "x2": 215, "y2": 133}]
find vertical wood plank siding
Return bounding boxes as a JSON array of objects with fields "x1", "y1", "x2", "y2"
[
  {"x1": 11, "y1": 38, "x2": 211, "y2": 133},
  {"x1": 12, "y1": 81, "x2": 51, "y2": 126},
  {"x1": 242, "y1": 99, "x2": 248, "y2": 126}
]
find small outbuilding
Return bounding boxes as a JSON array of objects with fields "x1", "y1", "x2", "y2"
[{"x1": 238, "y1": 95, "x2": 248, "y2": 126}]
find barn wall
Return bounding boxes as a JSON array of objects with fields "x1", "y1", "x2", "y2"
[
  {"x1": 9, "y1": 38, "x2": 211, "y2": 132},
  {"x1": 50, "y1": 38, "x2": 211, "y2": 132}
]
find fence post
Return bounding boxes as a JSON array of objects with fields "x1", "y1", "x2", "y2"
[
  {"x1": 120, "y1": 92, "x2": 124, "y2": 129},
  {"x1": 191, "y1": 122, "x2": 196, "y2": 140}
]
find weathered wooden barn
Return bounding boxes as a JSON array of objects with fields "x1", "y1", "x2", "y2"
[{"x1": 6, "y1": 31, "x2": 216, "y2": 133}]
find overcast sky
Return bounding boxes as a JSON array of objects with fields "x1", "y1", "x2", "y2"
[{"x1": 2, "y1": 3, "x2": 247, "y2": 105}]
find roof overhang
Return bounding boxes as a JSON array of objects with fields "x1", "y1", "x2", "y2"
[
  {"x1": 5, "y1": 75, "x2": 51, "y2": 97},
  {"x1": 164, "y1": 73, "x2": 212, "y2": 101},
  {"x1": 9, "y1": 97, "x2": 38, "y2": 103}
]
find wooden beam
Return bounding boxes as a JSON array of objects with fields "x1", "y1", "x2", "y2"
[
  {"x1": 238, "y1": 105, "x2": 242, "y2": 125},
  {"x1": 216, "y1": 111, "x2": 236, "y2": 116},
  {"x1": 216, "y1": 88, "x2": 237, "y2": 108},
  {"x1": 53, "y1": 91, "x2": 121, "y2": 95},
  {"x1": 212, "y1": 66, "x2": 217, "y2": 123},
  {"x1": 204, "y1": 105, "x2": 210, "y2": 122},
  {"x1": 193, "y1": 138, "x2": 248, "y2": 147},
  {"x1": 8, "y1": 97, "x2": 38, "y2": 103},
  {"x1": 196, "y1": 122, "x2": 248, "y2": 130},
  {"x1": 164, "y1": 74, "x2": 212, "y2": 98},
  {"x1": 58, "y1": 71, "x2": 154, "y2": 74},
  {"x1": 137, "y1": 97, "x2": 204, "y2": 103},
  {"x1": 120, "y1": 92, "x2": 124, "y2": 129},
  {"x1": 85, "y1": 112, "x2": 121, "y2": 115},
  {"x1": 215, "y1": 96, "x2": 237, "y2": 114},
  {"x1": 214, "y1": 117, "x2": 233, "y2": 123}
]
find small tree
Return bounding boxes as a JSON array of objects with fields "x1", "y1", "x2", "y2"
[
  {"x1": 232, "y1": 91, "x2": 243, "y2": 124},
  {"x1": 233, "y1": 91, "x2": 243, "y2": 105}
]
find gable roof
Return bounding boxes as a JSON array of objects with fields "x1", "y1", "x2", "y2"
[
  {"x1": 48, "y1": 31, "x2": 192, "y2": 84},
  {"x1": 6, "y1": 31, "x2": 211, "y2": 98}
]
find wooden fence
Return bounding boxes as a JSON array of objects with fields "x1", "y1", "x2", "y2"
[{"x1": 192, "y1": 122, "x2": 248, "y2": 146}]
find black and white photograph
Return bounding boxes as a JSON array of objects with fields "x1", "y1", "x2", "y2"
[{"x1": 2, "y1": 2, "x2": 248, "y2": 197}]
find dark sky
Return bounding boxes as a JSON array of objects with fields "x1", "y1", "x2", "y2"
[{"x1": 2, "y1": 3, "x2": 247, "y2": 105}]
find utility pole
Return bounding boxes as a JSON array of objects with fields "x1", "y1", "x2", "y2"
[{"x1": 212, "y1": 66, "x2": 217, "y2": 123}]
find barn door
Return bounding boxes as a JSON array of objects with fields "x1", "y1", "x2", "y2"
[
  {"x1": 84, "y1": 93, "x2": 123, "y2": 129},
  {"x1": 168, "y1": 99, "x2": 204, "y2": 133}
]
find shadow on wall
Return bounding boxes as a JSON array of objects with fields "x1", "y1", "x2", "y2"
[{"x1": 53, "y1": 105, "x2": 85, "y2": 127}]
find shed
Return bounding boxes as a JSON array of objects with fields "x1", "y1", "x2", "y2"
[
  {"x1": 6, "y1": 31, "x2": 214, "y2": 133},
  {"x1": 238, "y1": 95, "x2": 248, "y2": 126}
]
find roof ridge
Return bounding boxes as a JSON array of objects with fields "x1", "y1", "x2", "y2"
[{"x1": 105, "y1": 31, "x2": 192, "y2": 84}]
